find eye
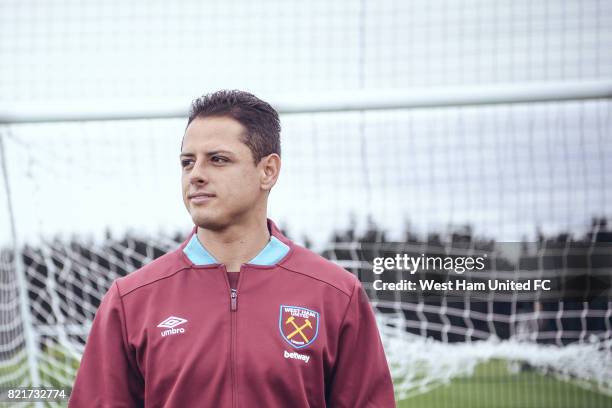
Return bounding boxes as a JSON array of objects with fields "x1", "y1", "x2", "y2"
[
  {"x1": 181, "y1": 159, "x2": 194, "y2": 168},
  {"x1": 211, "y1": 156, "x2": 229, "y2": 164}
]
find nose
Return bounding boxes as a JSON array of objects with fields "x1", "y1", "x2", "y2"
[{"x1": 188, "y1": 160, "x2": 209, "y2": 186}]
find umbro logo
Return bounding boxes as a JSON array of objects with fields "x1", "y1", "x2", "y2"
[
  {"x1": 157, "y1": 316, "x2": 188, "y2": 337},
  {"x1": 158, "y1": 316, "x2": 187, "y2": 328}
]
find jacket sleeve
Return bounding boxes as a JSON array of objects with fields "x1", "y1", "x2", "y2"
[
  {"x1": 69, "y1": 281, "x2": 144, "y2": 407},
  {"x1": 326, "y1": 279, "x2": 396, "y2": 407}
]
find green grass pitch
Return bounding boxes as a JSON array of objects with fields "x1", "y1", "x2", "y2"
[{"x1": 396, "y1": 360, "x2": 612, "y2": 408}]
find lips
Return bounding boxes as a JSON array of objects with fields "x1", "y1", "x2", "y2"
[{"x1": 189, "y1": 192, "x2": 215, "y2": 204}]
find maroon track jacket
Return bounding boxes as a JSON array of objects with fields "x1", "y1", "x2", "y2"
[{"x1": 70, "y1": 219, "x2": 396, "y2": 407}]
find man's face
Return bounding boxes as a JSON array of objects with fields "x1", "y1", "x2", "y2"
[{"x1": 180, "y1": 116, "x2": 266, "y2": 230}]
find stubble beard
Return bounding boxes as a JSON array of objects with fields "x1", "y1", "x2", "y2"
[
  {"x1": 190, "y1": 206, "x2": 229, "y2": 232},
  {"x1": 187, "y1": 193, "x2": 263, "y2": 232}
]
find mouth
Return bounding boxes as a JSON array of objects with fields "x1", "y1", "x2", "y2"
[{"x1": 189, "y1": 192, "x2": 216, "y2": 204}]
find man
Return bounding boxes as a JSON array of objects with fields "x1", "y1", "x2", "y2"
[{"x1": 70, "y1": 90, "x2": 396, "y2": 407}]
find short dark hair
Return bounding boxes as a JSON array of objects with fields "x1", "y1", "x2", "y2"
[{"x1": 186, "y1": 90, "x2": 281, "y2": 164}]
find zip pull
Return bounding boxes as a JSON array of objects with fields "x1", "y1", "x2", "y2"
[{"x1": 230, "y1": 289, "x2": 238, "y2": 311}]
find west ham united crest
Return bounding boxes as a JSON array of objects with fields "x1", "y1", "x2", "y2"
[{"x1": 279, "y1": 305, "x2": 319, "y2": 349}]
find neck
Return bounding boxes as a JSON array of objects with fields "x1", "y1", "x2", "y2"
[{"x1": 196, "y1": 216, "x2": 270, "y2": 272}]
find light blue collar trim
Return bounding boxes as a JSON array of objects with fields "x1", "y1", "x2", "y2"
[
  {"x1": 183, "y1": 234, "x2": 218, "y2": 265},
  {"x1": 184, "y1": 233, "x2": 290, "y2": 266},
  {"x1": 247, "y1": 236, "x2": 290, "y2": 265}
]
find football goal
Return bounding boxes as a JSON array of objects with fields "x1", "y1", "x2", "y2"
[{"x1": 1, "y1": 81, "x2": 611, "y2": 407}]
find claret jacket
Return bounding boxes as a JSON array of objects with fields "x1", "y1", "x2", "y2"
[{"x1": 70, "y1": 219, "x2": 396, "y2": 407}]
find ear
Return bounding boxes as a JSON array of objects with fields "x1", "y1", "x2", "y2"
[{"x1": 259, "y1": 153, "x2": 281, "y2": 191}]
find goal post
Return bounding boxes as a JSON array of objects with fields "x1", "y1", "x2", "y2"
[
  {"x1": 1, "y1": 80, "x2": 611, "y2": 406},
  {"x1": 1, "y1": 79, "x2": 611, "y2": 123}
]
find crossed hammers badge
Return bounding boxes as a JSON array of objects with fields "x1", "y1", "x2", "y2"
[{"x1": 279, "y1": 305, "x2": 320, "y2": 349}]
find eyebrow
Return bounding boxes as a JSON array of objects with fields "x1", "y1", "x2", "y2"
[{"x1": 179, "y1": 150, "x2": 235, "y2": 159}]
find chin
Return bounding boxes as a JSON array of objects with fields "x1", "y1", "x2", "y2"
[{"x1": 191, "y1": 211, "x2": 230, "y2": 231}]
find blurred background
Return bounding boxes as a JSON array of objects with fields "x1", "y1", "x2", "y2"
[{"x1": 0, "y1": 0, "x2": 611, "y2": 407}]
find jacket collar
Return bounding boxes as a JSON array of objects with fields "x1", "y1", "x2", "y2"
[{"x1": 182, "y1": 218, "x2": 290, "y2": 266}]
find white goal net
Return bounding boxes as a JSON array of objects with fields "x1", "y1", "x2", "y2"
[
  {"x1": 1, "y1": 92, "x2": 611, "y2": 406},
  {"x1": 2, "y1": 0, "x2": 612, "y2": 406}
]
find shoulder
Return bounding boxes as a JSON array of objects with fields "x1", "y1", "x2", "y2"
[
  {"x1": 280, "y1": 244, "x2": 359, "y2": 297},
  {"x1": 114, "y1": 248, "x2": 190, "y2": 298}
]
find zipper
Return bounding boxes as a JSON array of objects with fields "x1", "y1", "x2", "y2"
[
  {"x1": 230, "y1": 290, "x2": 237, "y2": 408},
  {"x1": 223, "y1": 266, "x2": 242, "y2": 408},
  {"x1": 230, "y1": 289, "x2": 238, "y2": 311}
]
